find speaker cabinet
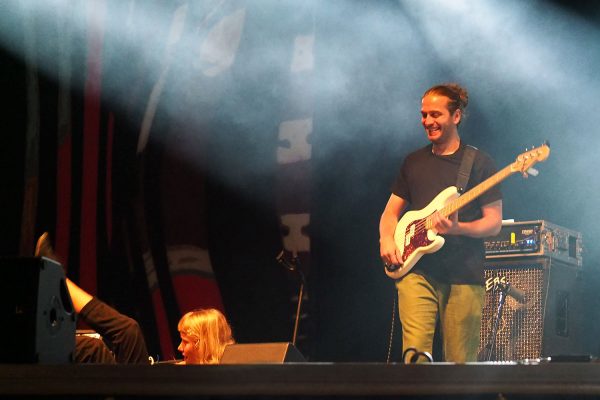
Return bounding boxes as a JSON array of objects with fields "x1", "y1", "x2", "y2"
[
  {"x1": 0, "y1": 257, "x2": 76, "y2": 363},
  {"x1": 479, "y1": 257, "x2": 585, "y2": 361},
  {"x1": 220, "y1": 342, "x2": 305, "y2": 364}
]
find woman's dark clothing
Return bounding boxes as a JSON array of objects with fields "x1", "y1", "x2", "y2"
[{"x1": 75, "y1": 297, "x2": 149, "y2": 364}]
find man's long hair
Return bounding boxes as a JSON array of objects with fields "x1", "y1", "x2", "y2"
[{"x1": 423, "y1": 83, "x2": 469, "y2": 123}]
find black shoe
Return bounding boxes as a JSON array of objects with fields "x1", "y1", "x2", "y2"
[{"x1": 35, "y1": 232, "x2": 58, "y2": 261}]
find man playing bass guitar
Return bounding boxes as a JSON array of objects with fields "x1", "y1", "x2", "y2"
[{"x1": 379, "y1": 83, "x2": 503, "y2": 363}]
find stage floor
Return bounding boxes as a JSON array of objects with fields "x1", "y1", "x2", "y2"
[{"x1": 3, "y1": 362, "x2": 600, "y2": 398}]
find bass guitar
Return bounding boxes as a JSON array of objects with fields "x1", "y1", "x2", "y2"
[{"x1": 385, "y1": 143, "x2": 550, "y2": 280}]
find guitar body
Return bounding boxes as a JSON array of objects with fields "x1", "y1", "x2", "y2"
[{"x1": 385, "y1": 186, "x2": 460, "y2": 280}]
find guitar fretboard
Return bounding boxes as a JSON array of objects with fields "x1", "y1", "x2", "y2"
[{"x1": 424, "y1": 165, "x2": 513, "y2": 230}]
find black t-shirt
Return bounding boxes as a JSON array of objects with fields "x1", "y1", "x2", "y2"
[{"x1": 391, "y1": 142, "x2": 502, "y2": 284}]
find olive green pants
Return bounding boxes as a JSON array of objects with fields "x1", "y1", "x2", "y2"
[{"x1": 396, "y1": 273, "x2": 485, "y2": 363}]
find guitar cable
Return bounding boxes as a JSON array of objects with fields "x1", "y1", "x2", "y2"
[
  {"x1": 386, "y1": 291, "x2": 397, "y2": 363},
  {"x1": 403, "y1": 347, "x2": 433, "y2": 363}
]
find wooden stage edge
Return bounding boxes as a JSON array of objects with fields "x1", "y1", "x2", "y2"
[{"x1": 3, "y1": 362, "x2": 600, "y2": 397}]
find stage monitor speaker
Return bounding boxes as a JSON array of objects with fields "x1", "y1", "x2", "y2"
[
  {"x1": 220, "y1": 342, "x2": 305, "y2": 364},
  {"x1": 479, "y1": 257, "x2": 585, "y2": 361},
  {"x1": 0, "y1": 257, "x2": 76, "y2": 363}
]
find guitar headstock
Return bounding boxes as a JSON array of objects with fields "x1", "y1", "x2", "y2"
[{"x1": 511, "y1": 142, "x2": 550, "y2": 177}]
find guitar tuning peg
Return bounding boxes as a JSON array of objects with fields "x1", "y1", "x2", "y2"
[{"x1": 527, "y1": 167, "x2": 539, "y2": 177}]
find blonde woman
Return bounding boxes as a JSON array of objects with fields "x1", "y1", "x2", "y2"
[{"x1": 177, "y1": 308, "x2": 235, "y2": 364}]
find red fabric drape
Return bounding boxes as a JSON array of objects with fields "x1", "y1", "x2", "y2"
[{"x1": 80, "y1": 0, "x2": 106, "y2": 294}]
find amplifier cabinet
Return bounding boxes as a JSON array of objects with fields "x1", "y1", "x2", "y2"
[{"x1": 479, "y1": 257, "x2": 585, "y2": 361}]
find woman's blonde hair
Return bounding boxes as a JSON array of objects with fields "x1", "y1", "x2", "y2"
[{"x1": 177, "y1": 308, "x2": 235, "y2": 364}]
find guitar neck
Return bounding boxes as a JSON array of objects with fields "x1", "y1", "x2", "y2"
[{"x1": 426, "y1": 165, "x2": 513, "y2": 228}]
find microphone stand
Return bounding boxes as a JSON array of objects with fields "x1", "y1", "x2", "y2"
[
  {"x1": 292, "y1": 266, "x2": 305, "y2": 346},
  {"x1": 483, "y1": 282, "x2": 510, "y2": 362},
  {"x1": 276, "y1": 250, "x2": 305, "y2": 346}
]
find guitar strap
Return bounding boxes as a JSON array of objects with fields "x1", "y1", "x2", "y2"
[{"x1": 456, "y1": 145, "x2": 477, "y2": 194}]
